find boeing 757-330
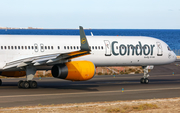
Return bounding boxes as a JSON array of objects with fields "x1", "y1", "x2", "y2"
[{"x1": 0, "y1": 26, "x2": 176, "y2": 88}]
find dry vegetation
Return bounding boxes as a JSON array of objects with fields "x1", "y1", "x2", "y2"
[
  {"x1": 96, "y1": 66, "x2": 144, "y2": 75},
  {"x1": 0, "y1": 98, "x2": 180, "y2": 113},
  {"x1": 177, "y1": 56, "x2": 180, "y2": 59}
]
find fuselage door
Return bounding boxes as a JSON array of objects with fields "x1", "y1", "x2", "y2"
[
  {"x1": 156, "y1": 42, "x2": 163, "y2": 56},
  {"x1": 40, "y1": 43, "x2": 44, "y2": 52},
  {"x1": 34, "y1": 43, "x2": 38, "y2": 52},
  {"x1": 104, "y1": 40, "x2": 111, "y2": 56}
]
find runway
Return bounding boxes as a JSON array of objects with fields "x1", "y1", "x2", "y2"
[{"x1": 0, "y1": 63, "x2": 180, "y2": 108}]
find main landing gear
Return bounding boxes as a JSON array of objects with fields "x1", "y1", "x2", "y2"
[
  {"x1": 140, "y1": 66, "x2": 153, "y2": 84},
  {"x1": 18, "y1": 65, "x2": 38, "y2": 89},
  {"x1": 18, "y1": 80, "x2": 37, "y2": 89}
]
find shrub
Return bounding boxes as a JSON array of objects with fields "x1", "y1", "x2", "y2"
[{"x1": 98, "y1": 72, "x2": 102, "y2": 75}]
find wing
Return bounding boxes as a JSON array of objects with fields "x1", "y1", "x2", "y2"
[{"x1": 3, "y1": 26, "x2": 91, "y2": 70}]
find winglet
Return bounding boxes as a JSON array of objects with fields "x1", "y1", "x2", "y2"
[{"x1": 79, "y1": 26, "x2": 91, "y2": 51}]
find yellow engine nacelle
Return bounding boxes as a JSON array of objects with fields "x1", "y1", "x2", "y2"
[
  {"x1": 0, "y1": 71, "x2": 26, "y2": 77},
  {"x1": 51, "y1": 61, "x2": 95, "y2": 81}
]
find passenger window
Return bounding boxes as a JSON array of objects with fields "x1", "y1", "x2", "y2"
[
  {"x1": 64, "y1": 46, "x2": 66, "y2": 49},
  {"x1": 21, "y1": 46, "x2": 24, "y2": 49},
  {"x1": 92, "y1": 46, "x2": 94, "y2": 49},
  {"x1": 15, "y1": 46, "x2": 17, "y2": 49},
  {"x1": 35, "y1": 46, "x2": 37, "y2": 49},
  {"x1": 1, "y1": 46, "x2": 3, "y2": 49},
  {"x1": 116, "y1": 46, "x2": 118, "y2": 49},
  {"x1": 11, "y1": 46, "x2": 13, "y2": 49},
  {"x1": 95, "y1": 46, "x2": 97, "y2": 49},
  {"x1": 8, "y1": 46, "x2": 10, "y2": 49},
  {"x1": 67, "y1": 46, "x2": 69, "y2": 49},
  {"x1": 48, "y1": 46, "x2": 50, "y2": 49},
  {"x1": 77, "y1": 46, "x2": 79, "y2": 49},
  {"x1": 18, "y1": 46, "x2": 20, "y2": 49},
  {"x1": 74, "y1": 46, "x2": 76, "y2": 49},
  {"x1": 31, "y1": 46, "x2": 34, "y2": 49},
  {"x1": 41, "y1": 46, "x2": 43, "y2": 49},
  {"x1": 25, "y1": 46, "x2": 27, "y2": 49},
  {"x1": 4, "y1": 46, "x2": 6, "y2": 49},
  {"x1": 70, "y1": 46, "x2": 72, "y2": 49},
  {"x1": 58, "y1": 46, "x2": 60, "y2": 49},
  {"x1": 51, "y1": 46, "x2": 53, "y2": 49},
  {"x1": 98, "y1": 46, "x2": 100, "y2": 49},
  {"x1": 101, "y1": 46, "x2": 103, "y2": 49},
  {"x1": 45, "y1": 46, "x2": 47, "y2": 49},
  {"x1": 28, "y1": 46, "x2": 30, "y2": 49}
]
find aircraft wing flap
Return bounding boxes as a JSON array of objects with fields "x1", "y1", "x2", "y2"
[
  {"x1": 3, "y1": 50, "x2": 90, "y2": 70},
  {"x1": 3, "y1": 53, "x2": 60, "y2": 70}
]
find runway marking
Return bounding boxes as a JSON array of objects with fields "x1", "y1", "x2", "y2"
[{"x1": 0, "y1": 87, "x2": 180, "y2": 98}]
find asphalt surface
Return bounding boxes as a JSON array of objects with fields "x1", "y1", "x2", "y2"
[{"x1": 0, "y1": 63, "x2": 180, "y2": 108}]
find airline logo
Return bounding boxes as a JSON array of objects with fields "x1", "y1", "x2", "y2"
[
  {"x1": 81, "y1": 38, "x2": 86, "y2": 44},
  {"x1": 104, "y1": 41, "x2": 157, "y2": 57}
]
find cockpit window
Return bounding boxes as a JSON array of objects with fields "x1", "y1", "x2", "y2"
[{"x1": 167, "y1": 46, "x2": 171, "y2": 51}]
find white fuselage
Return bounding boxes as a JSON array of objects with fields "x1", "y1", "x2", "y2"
[{"x1": 0, "y1": 35, "x2": 176, "y2": 71}]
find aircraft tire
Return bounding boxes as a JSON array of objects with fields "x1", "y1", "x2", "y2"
[
  {"x1": 144, "y1": 78, "x2": 149, "y2": 84},
  {"x1": 140, "y1": 78, "x2": 144, "y2": 84},
  {"x1": 18, "y1": 80, "x2": 23, "y2": 88},
  {"x1": 29, "y1": 81, "x2": 37, "y2": 88},
  {"x1": 22, "y1": 81, "x2": 30, "y2": 89},
  {"x1": 0, "y1": 79, "x2": 2, "y2": 86}
]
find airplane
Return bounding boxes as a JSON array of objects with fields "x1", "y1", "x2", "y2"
[{"x1": 0, "y1": 26, "x2": 177, "y2": 89}]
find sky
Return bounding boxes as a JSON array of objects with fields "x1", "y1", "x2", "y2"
[{"x1": 0, "y1": 0, "x2": 180, "y2": 29}]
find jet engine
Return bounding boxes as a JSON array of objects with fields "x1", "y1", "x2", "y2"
[{"x1": 51, "y1": 61, "x2": 95, "y2": 81}]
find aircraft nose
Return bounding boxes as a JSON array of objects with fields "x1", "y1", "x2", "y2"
[{"x1": 172, "y1": 51, "x2": 177, "y2": 62}]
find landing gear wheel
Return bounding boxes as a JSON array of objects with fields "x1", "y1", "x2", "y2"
[
  {"x1": 18, "y1": 80, "x2": 23, "y2": 88},
  {"x1": 22, "y1": 81, "x2": 30, "y2": 89},
  {"x1": 140, "y1": 78, "x2": 149, "y2": 84},
  {"x1": 0, "y1": 79, "x2": 2, "y2": 86},
  {"x1": 18, "y1": 80, "x2": 37, "y2": 89},
  {"x1": 144, "y1": 78, "x2": 149, "y2": 84},
  {"x1": 140, "y1": 78, "x2": 145, "y2": 84},
  {"x1": 29, "y1": 81, "x2": 37, "y2": 88}
]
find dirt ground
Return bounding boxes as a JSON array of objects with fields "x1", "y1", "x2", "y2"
[{"x1": 0, "y1": 97, "x2": 180, "y2": 113}]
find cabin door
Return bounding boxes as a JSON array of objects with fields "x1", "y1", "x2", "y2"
[
  {"x1": 104, "y1": 40, "x2": 111, "y2": 56},
  {"x1": 156, "y1": 42, "x2": 163, "y2": 56}
]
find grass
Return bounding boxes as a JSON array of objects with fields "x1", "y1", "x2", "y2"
[
  {"x1": 38, "y1": 104, "x2": 42, "y2": 106},
  {"x1": 106, "y1": 103, "x2": 158, "y2": 113}
]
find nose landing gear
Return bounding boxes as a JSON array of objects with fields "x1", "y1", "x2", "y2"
[
  {"x1": 140, "y1": 65, "x2": 153, "y2": 84},
  {"x1": 140, "y1": 78, "x2": 149, "y2": 84}
]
